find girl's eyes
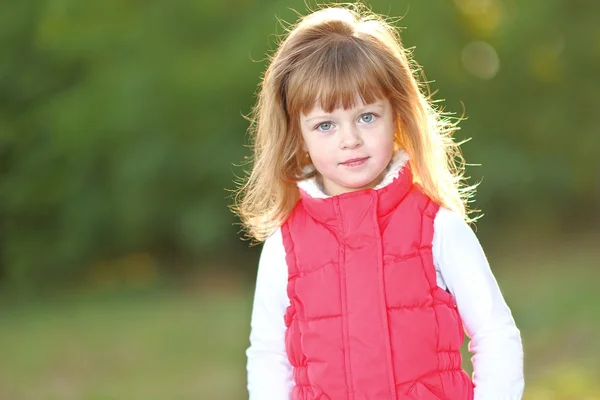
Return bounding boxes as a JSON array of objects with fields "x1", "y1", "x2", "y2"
[
  {"x1": 314, "y1": 113, "x2": 377, "y2": 132},
  {"x1": 317, "y1": 122, "x2": 333, "y2": 131},
  {"x1": 360, "y1": 113, "x2": 375, "y2": 123}
]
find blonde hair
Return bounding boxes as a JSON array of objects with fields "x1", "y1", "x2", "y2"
[{"x1": 233, "y1": 3, "x2": 477, "y2": 242}]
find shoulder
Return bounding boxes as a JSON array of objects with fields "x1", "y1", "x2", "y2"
[
  {"x1": 256, "y1": 227, "x2": 288, "y2": 282},
  {"x1": 434, "y1": 207, "x2": 470, "y2": 231},
  {"x1": 262, "y1": 227, "x2": 284, "y2": 255},
  {"x1": 433, "y1": 207, "x2": 483, "y2": 256}
]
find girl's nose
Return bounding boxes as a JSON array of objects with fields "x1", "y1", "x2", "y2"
[{"x1": 339, "y1": 125, "x2": 363, "y2": 149}]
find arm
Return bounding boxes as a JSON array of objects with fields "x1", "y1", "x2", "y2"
[
  {"x1": 433, "y1": 208, "x2": 524, "y2": 400},
  {"x1": 246, "y1": 227, "x2": 294, "y2": 399}
]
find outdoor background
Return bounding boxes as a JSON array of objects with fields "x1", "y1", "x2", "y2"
[{"x1": 0, "y1": 0, "x2": 598, "y2": 399}]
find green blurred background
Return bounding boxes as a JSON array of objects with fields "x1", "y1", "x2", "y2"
[{"x1": 0, "y1": 0, "x2": 598, "y2": 399}]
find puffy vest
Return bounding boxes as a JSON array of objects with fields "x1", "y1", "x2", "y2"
[{"x1": 281, "y1": 165, "x2": 475, "y2": 399}]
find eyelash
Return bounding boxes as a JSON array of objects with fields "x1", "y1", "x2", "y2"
[{"x1": 314, "y1": 113, "x2": 378, "y2": 131}]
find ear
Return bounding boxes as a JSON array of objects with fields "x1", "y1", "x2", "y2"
[{"x1": 299, "y1": 137, "x2": 308, "y2": 152}]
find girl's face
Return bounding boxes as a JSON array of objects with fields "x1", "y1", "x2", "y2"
[{"x1": 300, "y1": 95, "x2": 396, "y2": 196}]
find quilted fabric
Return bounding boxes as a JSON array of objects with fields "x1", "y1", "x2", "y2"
[{"x1": 281, "y1": 164, "x2": 474, "y2": 400}]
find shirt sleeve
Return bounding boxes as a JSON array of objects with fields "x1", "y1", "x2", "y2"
[
  {"x1": 433, "y1": 207, "x2": 525, "y2": 400},
  {"x1": 246, "y1": 227, "x2": 294, "y2": 400}
]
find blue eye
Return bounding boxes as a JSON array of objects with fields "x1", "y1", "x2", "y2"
[
  {"x1": 317, "y1": 122, "x2": 333, "y2": 131},
  {"x1": 360, "y1": 113, "x2": 375, "y2": 123}
]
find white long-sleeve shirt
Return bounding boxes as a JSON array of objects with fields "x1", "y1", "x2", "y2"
[{"x1": 246, "y1": 207, "x2": 524, "y2": 399}]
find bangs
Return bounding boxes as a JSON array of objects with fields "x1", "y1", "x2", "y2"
[{"x1": 286, "y1": 37, "x2": 391, "y2": 116}]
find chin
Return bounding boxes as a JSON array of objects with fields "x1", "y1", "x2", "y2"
[{"x1": 342, "y1": 178, "x2": 379, "y2": 190}]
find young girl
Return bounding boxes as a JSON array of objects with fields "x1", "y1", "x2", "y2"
[{"x1": 234, "y1": 4, "x2": 524, "y2": 399}]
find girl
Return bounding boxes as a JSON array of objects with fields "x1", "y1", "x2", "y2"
[{"x1": 234, "y1": 4, "x2": 524, "y2": 399}]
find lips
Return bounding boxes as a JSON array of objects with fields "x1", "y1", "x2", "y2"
[{"x1": 340, "y1": 157, "x2": 369, "y2": 166}]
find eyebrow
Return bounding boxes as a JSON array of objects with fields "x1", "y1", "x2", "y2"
[{"x1": 303, "y1": 102, "x2": 385, "y2": 123}]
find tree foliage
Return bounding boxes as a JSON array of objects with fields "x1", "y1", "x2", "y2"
[{"x1": 0, "y1": 0, "x2": 597, "y2": 292}]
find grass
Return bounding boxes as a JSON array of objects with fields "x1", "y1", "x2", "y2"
[
  {"x1": 0, "y1": 290, "x2": 250, "y2": 400},
  {"x1": 0, "y1": 234, "x2": 599, "y2": 399}
]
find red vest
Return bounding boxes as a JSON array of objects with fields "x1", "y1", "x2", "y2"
[{"x1": 281, "y1": 165, "x2": 474, "y2": 399}]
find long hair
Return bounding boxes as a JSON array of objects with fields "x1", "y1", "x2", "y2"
[{"x1": 233, "y1": 4, "x2": 477, "y2": 242}]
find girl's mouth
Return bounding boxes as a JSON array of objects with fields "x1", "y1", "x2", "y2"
[{"x1": 340, "y1": 157, "x2": 369, "y2": 167}]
